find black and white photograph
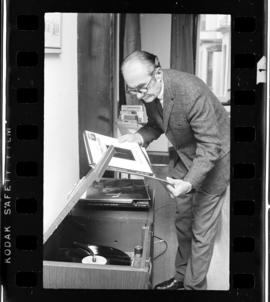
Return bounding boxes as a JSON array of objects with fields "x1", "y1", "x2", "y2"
[{"x1": 43, "y1": 13, "x2": 231, "y2": 290}]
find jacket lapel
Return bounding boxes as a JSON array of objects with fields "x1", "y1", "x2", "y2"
[{"x1": 162, "y1": 71, "x2": 174, "y2": 133}]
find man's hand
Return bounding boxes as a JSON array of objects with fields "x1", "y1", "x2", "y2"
[
  {"x1": 118, "y1": 133, "x2": 143, "y2": 145},
  {"x1": 166, "y1": 177, "x2": 192, "y2": 198}
]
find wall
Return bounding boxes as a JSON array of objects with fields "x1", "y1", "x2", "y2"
[
  {"x1": 140, "y1": 14, "x2": 171, "y2": 68},
  {"x1": 44, "y1": 13, "x2": 79, "y2": 234},
  {"x1": 140, "y1": 14, "x2": 171, "y2": 152}
]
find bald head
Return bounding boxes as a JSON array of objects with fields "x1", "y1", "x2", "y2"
[
  {"x1": 121, "y1": 50, "x2": 158, "y2": 75},
  {"x1": 121, "y1": 50, "x2": 160, "y2": 90},
  {"x1": 121, "y1": 50, "x2": 160, "y2": 77}
]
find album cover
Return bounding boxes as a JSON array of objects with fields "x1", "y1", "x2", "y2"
[
  {"x1": 83, "y1": 130, "x2": 153, "y2": 176},
  {"x1": 83, "y1": 130, "x2": 171, "y2": 184}
]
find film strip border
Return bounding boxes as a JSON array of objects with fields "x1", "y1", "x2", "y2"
[{"x1": 1, "y1": 0, "x2": 265, "y2": 301}]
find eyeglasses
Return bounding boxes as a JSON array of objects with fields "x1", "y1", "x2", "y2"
[{"x1": 126, "y1": 69, "x2": 156, "y2": 95}]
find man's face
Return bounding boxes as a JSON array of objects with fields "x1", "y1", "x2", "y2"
[{"x1": 122, "y1": 61, "x2": 162, "y2": 103}]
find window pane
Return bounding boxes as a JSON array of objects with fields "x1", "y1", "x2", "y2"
[{"x1": 196, "y1": 15, "x2": 231, "y2": 105}]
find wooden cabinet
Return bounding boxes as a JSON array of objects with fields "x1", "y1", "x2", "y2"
[{"x1": 43, "y1": 183, "x2": 154, "y2": 289}]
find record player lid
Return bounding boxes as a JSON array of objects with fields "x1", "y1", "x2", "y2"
[
  {"x1": 43, "y1": 147, "x2": 152, "y2": 244},
  {"x1": 43, "y1": 146, "x2": 115, "y2": 244}
]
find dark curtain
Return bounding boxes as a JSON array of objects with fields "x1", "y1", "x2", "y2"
[
  {"x1": 119, "y1": 14, "x2": 141, "y2": 106},
  {"x1": 77, "y1": 13, "x2": 115, "y2": 177},
  {"x1": 170, "y1": 14, "x2": 198, "y2": 73},
  {"x1": 169, "y1": 14, "x2": 198, "y2": 164}
]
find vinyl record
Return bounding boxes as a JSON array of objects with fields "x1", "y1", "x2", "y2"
[
  {"x1": 58, "y1": 247, "x2": 90, "y2": 263},
  {"x1": 58, "y1": 242, "x2": 131, "y2": 266},
  {"x1": 73, "y1": 241, "x2": 131, "y2": 266},
  {"x1": 83, "y1": 244, "x2": 131, "y2": 265}
]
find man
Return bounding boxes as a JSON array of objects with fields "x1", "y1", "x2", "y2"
[{"x1": 119, "y1": 50, "x2": 230, "y2": 290}]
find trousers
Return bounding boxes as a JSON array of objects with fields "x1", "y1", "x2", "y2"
[{"x1": 173, "y1": 187, "x2": 228, "y2": 290}]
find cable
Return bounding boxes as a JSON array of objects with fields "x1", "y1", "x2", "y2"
[{"x1": 153, "y1": 235, "x2": 168, "y2": 261}]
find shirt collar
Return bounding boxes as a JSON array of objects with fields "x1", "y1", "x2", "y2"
[{"x1": 157, "y1": 79, "x2": 164, "y2": 104}]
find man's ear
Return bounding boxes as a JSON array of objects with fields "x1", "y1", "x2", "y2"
[{"x1": 155, "y1": 67, "x2": 163, "y2": 81}]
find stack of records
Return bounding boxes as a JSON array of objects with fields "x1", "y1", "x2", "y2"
[{"x1": 119, "y1": 105, "x2": 147, "y2": 124}]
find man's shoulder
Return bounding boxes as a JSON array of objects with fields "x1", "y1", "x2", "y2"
[
  {"x1": 163, "y1": 69, "x2": 209, "y2": 97},
  {"x1": 163, "y1": 69, "x2": 200, "y2": 82}
]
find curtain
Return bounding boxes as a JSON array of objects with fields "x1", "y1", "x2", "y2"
[
  {"x1": 170, "y1": 14, "x2": 198, "y2": 73},
  {"x1": 169, "y1": 14, "x2": 198, "y2": 166},
  {"x1": 77, "y1": 13, "x2": 115, "y2": 177},
  {"x1": 119, "y1": 14, "x2": 141, "y2": 106}
]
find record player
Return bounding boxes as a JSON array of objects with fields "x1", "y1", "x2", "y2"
[{"x1": 43, "y1": 146, "x2": 154, "y2": 289}]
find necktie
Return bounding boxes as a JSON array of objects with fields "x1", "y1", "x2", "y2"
[
  {"x1": 144, "y1": 98, "x2": 163, "y2": 130},
  {"x1": 155, "y1": 98, "x2": 163, "y2": 118}
]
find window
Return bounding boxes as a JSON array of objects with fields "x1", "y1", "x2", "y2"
[{"x1": 196, "y1": 14, "x2": 231, "y2": 105}]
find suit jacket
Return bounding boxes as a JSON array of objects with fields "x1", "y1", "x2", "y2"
[{"x1": 138, "y1": 69, "x2": 230, "y2": 195}]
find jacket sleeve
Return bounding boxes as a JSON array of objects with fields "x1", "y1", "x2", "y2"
[
  {"x1": 183, "y1": 91, "x2": 222, "y2": 190},
  {"x1": 136, "y1": 113, "x2": 163, "y2": 148}
]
